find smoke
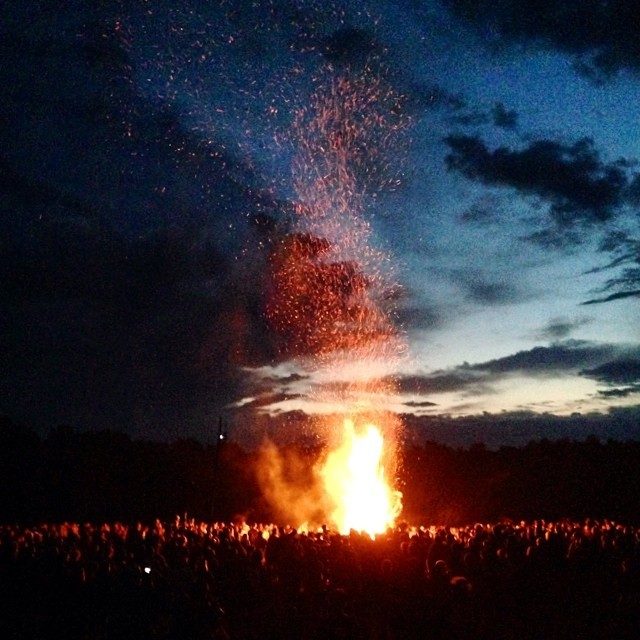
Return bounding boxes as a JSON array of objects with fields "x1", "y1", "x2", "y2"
[{"x1": 254, "y1": 440, "x2": 329, "y2": 527}]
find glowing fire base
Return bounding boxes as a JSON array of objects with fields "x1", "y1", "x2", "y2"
[{"x1": 320, "y1": 419, "x2": 402, "y2": 536}]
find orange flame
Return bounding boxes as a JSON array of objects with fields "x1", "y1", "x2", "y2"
[{"x1": 321, "y1": 418, "x2": 402, "y2": 536}]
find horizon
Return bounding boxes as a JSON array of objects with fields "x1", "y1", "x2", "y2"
[{"x1": 5, "y1": 405, "x2": 640, "y2": 452}]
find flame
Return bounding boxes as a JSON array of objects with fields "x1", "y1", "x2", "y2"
[{"x1": 321, "y1": 418, "x2": 401, "y2": 536}]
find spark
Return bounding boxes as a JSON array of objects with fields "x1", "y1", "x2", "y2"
[{"x1": 265, "y1": 60, "x2": 410, "y2": 533}]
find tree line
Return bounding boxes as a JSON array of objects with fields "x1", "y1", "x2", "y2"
[{"x1": 1, "y1": 415, "x2": 640, "y2": 525}]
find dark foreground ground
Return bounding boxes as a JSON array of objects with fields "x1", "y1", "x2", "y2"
[{"x1": 2, "y1": 518, "x2": 640, "y2": 639}]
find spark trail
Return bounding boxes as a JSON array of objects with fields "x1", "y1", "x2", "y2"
[{"x1": 265, "y1": 65, "x2": 409, "y2": 535}]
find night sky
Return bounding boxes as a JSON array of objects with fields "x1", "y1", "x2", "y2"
[{"x1": 1, "y1": 1, "x2": 639, "y2": 445}]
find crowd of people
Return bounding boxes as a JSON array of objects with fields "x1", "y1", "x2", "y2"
[{"x1": 1, "y1": 516, "x2": 640, "y2": 639}]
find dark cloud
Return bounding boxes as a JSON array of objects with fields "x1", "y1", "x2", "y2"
[
  {"x1": 311, "y1": 370, "x2": 489, "y2": 398},
  {"x1": 408, "y1": 87, "x2": 516, "y2": 132},
  {"x1": 523, "y1": 227, "x2": 587, "y2": 249},
  {"x1": 243, "y1": 343, "x2": 640, "y2": 434},
  {"x1": 440, "y1": 267, "x2": 526, "y2": 306},
  {"x1": 403, "y1": 400, "x2": 438, "y2": 408},
  {"x1": 581, "y1": 359, "x2": 640, "y2": 385},
  {"x1": 466, "y1": 341, "x2": 633, "y2": 375},
  {"x1": 460, "y1": 203, "x2": 495, "y2": 224},
  {"x1": 393, "y1": 372, "x2": 489, "y2": 395},
  {"x1": 269, "y1": 373, "x2": 310, "y2": 385},
  {"x1": 265, "y1": 232, "x2": 400, "y2": 358},
  {"x1": 445, "y1": 135, "x2": 629, "y2": 226},
  {"x1": 0, "y1": 158, "x2": 101, "y2": 221},
  {"x1": 0, "y1": 13, "x2": 272, "y2": 238},
  {"x1": 446, "y1": 102, "x2": 518, "y2": 130},
  {"x1": 582, "y1": 289, "x2": 640, "y2": 305},
  {"x1": 459, "y1": 195, "x2": 504, "y2": 225},
  {"x1": 0, "y1": 3, "x2": 415, "y2": 437},
  {"x1": 598, "y1": 387, "x2": 640, "y2": 398},
  {"x1": 534, "y1": 317, "x2": 591, "y2": 341},
  {"x1": 582, "y1": 233, "x2": 640, "y2": 303},
  {"x1": 597, "y1": 268, "x2": 640, "y2": 292},
  {"x1": 0, "y1": 211, "x2": 281, "y2": 438},
  {"x1": 595, "y1": 232, "x2": 640, "y2": 260},
  {"x1": 394, "y1": 303, "x2": 443, "y2": 331},
  {"x1": 443, "y1": 0, "x2": 640, "y2": 81},
  {"x1": 392, "y1": 342, "x2": 640, "y2": 401},
  {"x1": 626, "y1": 174, "x2": 640, "y2": 205},
  {"x1": 0, "y1": 13, "x2": 295, "y2": 438},
  {"x1": 460, "y1": 278, "x2": 521, "y2": 305},
  {"x1": 492, "y1": 102, "x2": 518, "y2": 129},
  {"x1": 582, "y1": 358, "x2": 640, "y2": 400}
]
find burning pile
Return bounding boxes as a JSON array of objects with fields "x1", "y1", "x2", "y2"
[
  {"x1": 263, "y1": 65, "x2": 408, "y2": 536},
  {"x1": 321, "y1": 419, "x2": 401, "y2": 535}
]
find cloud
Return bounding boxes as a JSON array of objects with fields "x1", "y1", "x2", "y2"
[
  {"x1": 394, "y1": 372, "x2": 490, "y2": 395},
  {"x1": 459, "y1": 195, "x2": 504, "y2": 225},
  {"x1": 244, "y1": 341, "x2": 640, "y2": 420},
  {"x1": 269, "y1": 373, "x2": 310, "y2": 385},
  {"x1": 460, "y1": 203, "x2": 495, "y2": 225},
  {"x1": 466, "y1": 341, "x2": 634, "y2": 375},
  {"x1": 460, "y1": 278, "x2": 522, "y2": 305},
  {"x1": 0, "y1": 213, "x2": 282, "y2": 437},
  {"x1": 582, "y1": 232, "x2": 640, "y2": 303},
  {"x1": 408, "y1": 87, "x2": 517, "y2": 133},
  {"x1": 0, "y1": 9, "x2": 323, "y2": 439},
  {"x1": 534, "y1": 317, "x2": 592, "y2": 341},
  {"x1": 582, "y1": 358, "x2": 640, "y2": 399},
  {"x1": 582, "y1": 289, "x2": 640, "y2": 305},
  {"x1": 448, "y1": 102, "x2": 518, "y2": 130},
  {"x1": 492, "y1": 102, "x2": 518, "y2": 129},
  {"x1": 443, "y1": 0, "x2": 640, "y2": 81},
  {"x1": 435, "y1": 266, "x2": 529, "y2": 307},
  {"x1": 523, "y1": 227, "x2": 587, "y2": 249},
  {"x1": 596, "y1": 231, "x2": 640, "y2": 258},
  {"x1": 581, "y1": 359, "x2": 640, "y2": 385},
  {"x1": 626, "y1": 174, "x2": 640, "y2": 205},
  {"x1": 598, "y1": 387, "x2": 640, "y2": 398},
  {"x1": 311, "y1": 369, "x2": 490, "y2": 399},
  {"x1": 392, "y1": 341, "x2": 640, "y2": 402},
  {"x1": 394, "y1": 302, "x2": 443, "y2": 331},
  {"x1": 444, "y1": 135, "x2": 630, "y2": 226},
  {"x1": 0, "y1": 22, "x2": 292, "y2": 437},
  {"x1": 0, "y1": 158, "x2": 101, "y2": 220},
  {"x1": 265, "y1": 232, "x2": 400, "y2": 358},
  {"x1": 403, "y1": 400, "x2": 438, "y2": 408},
  {"x1": 596, "y1": 268, "x2": 640, "y2": 293}
]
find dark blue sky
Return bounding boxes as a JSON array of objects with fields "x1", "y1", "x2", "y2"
[{"x1": 1, "y1": 1, "x2": 638, "y2": 444}]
